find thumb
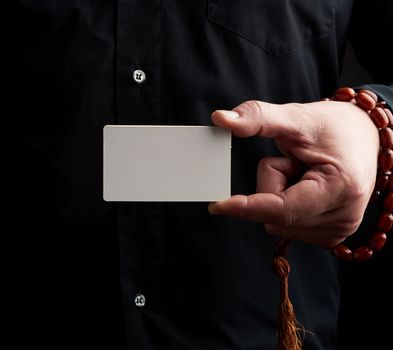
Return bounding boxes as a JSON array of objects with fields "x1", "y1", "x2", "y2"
[{"x1": 211, "y1": 100, "x2": 304, "y2": 139}]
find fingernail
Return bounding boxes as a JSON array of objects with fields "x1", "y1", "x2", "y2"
[
  {"x1": 217, "y1": 110, "x2": 239, "y2": 119},
  {"x1": 208, "y1": 203, "x2": 219, "y2": 214}
]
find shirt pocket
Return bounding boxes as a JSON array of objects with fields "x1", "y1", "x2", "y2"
[{"x1": 207, "y1": 0, "x2": 335, "y2": 56}]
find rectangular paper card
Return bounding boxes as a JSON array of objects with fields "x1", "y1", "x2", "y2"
[{"x1": 103, "y1": 125, "x2": 231, "y2": 202}]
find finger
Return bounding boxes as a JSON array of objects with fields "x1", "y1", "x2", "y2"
[
  {"x1": 208, "y1": 193, "x2": 285, "y2": 223},
  {"x1": 257, "y1": 157, "x2": 304, "y2": 193},
  {"x1": 261, "y1": 195, "x2": 366, "y2": 246},
  {"x1": 209, "y1": 174, "x2": 334, "y2": 225},
  {"x1": 211, "y1": 100, "x2": 306, "y2": 139}
]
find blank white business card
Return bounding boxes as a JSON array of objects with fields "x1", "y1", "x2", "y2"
[{"x1": 103, "y1": 125, "x2": 231, "y2": 202}]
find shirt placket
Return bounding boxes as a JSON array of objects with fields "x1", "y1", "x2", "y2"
[
  {"x1": 116, "y1": 0, "x2": 161, "y2": 124},
  {"x1": 116, "y1": 1, "x2": 164, "y2": 349}
]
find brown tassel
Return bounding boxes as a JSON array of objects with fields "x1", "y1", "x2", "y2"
[{"x1": 273, "y1": 238, "x2": 304, "y2": 350}]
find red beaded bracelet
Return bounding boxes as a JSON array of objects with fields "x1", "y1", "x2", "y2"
[{"x1": 324, "y1": 87, "x2": 393, "y2": 262}]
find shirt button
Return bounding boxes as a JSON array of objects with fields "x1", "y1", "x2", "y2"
[
  {"x1": 132, "y1": 69, "x2": 146, "y2": 84},
  {"x1": 134, "y1": 293, "x2": 146, "y2": 308}
]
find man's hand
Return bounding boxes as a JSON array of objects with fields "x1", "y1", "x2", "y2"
[{"x1": 208, "y1": 100, "x2": 380, "y2": 247}]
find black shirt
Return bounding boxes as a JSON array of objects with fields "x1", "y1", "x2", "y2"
[{"x1": 14, "y1": 1, "x2": 393, "y2": 349}]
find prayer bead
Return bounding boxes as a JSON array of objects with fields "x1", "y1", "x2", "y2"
[
  {"x1": 384, "y1": 108, "x2": 393, "y2": 127},
  {"x1": 378, "y1": 212, "x2": 393, "y2": 232},
  {"x1": 331, "y1": 244, "x2": 352, "y2": 261},
  {"x1": 383, "y1": 192, "x2": 393, "y2": 212},
  {"x1": 353, "y1": 246, "x2": 373, "y2": 262},
  {"x1": 375, "y1": 174, "x2": 389, "y2": 192},
  {"x1": 358, "y1": 89, "x2": 378, "y2": 103},
  {"x1": 328, "y1": 88, "x2": 391, "y2": 261},
  {"x1": 370, "y1": 107, "x2": 389, "y2": 128},
  {"x1": 369, "y1": 232, "x2": 387, "y2": 251},
  {"x1": 378, "y1": 149, "x2": 393, "y2": 171},
  {"x1": 356, "y1": 91, "x2": 377, "y2": 110},
  {"x1": 380, "y1": 128, "x2": 393, "y2": 148},
  {"x1": 334, "y1": 87, "x2": 356, "y2": 101}
]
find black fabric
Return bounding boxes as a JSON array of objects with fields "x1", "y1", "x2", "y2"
[{"x1": 12, "y1": 1, "x2": 393, "y2": 349}]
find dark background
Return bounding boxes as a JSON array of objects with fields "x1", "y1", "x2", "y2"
[{"x1": 337, "y1": 44, "x2": 392, "y2": 349}]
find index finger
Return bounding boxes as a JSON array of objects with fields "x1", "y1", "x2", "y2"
[{"x1": 208, "y1": 175, "x2": 339, "y2": 226}]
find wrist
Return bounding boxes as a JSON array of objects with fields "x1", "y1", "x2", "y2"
[{"x1": 327, "y1": 87, "x2": 393, "y2": 261}]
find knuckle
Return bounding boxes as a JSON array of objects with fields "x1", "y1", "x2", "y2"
[
  {"x1": 335, "y1": 216, "x2": 362, "y2": 236},
  {"x1": 257, "y1": 158, "x2": 271, "y2": 173},
  {"x1": 240, "y1": 100, "x2": 270, "y2": 128},
  {"x1": 283, "y1": 212, "x2": 297, "y2": 228},
  {"x1": 280, "y1": 193, "x2": 298, "y2": 227},
  {"x1": 241, "y1": 196, "x2": 252, "y2": 221},
  {"x1": 285, "y1": 103, "x2": 319, "y2": 143},
  {"x1": 241, "y1": 100, "x2": 264, "y2": 116},
  {"x1": 348, "y1": 182, "x2": 369, "y2": 201},
  {"x1": 340, "y1": 174, "x2": 367, "y2": 199}
]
